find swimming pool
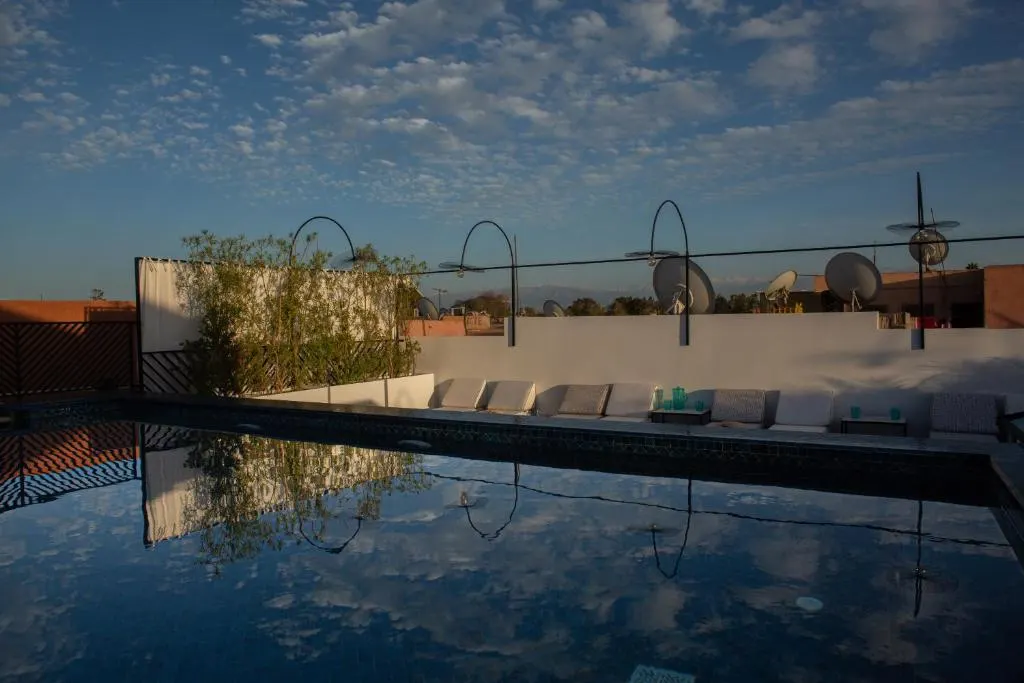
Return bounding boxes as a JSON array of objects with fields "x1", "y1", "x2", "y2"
[{"x1": 1, "y1": 419, "x2": 1023, "y2": 682}]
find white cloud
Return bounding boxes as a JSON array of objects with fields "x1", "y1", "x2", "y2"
[
  {"x1": 533, "y1": 0, "x2": 562, "y2": 12},
  {"x1": 686, "y1": 0, "x2": 726, "y2": 16},
  {"x1": 731, "y1": 4, "x2": 822, "y2": 41},
  {"x1": 241, "y1": 0, "x2": 307, "y2": 21},
  {"x1": 858, "y1": 0, "x2": 973, "y2": 63},
  {"x1": 0, "y1": 94, "x2": 9, "y2": 107},
  {"x1": 220, "y1": 54, "x2": 232, "y2": 65},
  {"x1": 230, "y1": 123, "x2": 256, "y2": 138},
  {"x1": 18, "y1": 91, "x2": 46, "y2": 102},
  {"x1": 56, "y1": 91, "x2": 81, "y2": 103},
  {"x1": 150, "y1": 72, "x2": 172, "y2": 87},
  {"x1": 748, "y1": 43, "x2": 820, "y2": 93},
  {"x1": 621, "y1": 0, "x2": 688, "y2": 52},
  {"x1": 254, "y1": 33, "x2": 283, "y2": 48},
  {"x1": 190, "y1": 65, "x2": 211, "y2": 77},
  {"x1": 568, "y1": 10, "x2": 609, "y2": 47}
]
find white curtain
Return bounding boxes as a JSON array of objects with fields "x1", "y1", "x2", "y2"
[{"x1": 138, "y1": 258, "x2": 200, "y2": 353}]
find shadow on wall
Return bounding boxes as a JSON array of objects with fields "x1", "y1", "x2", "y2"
[{"x1": 815, "y1": 356, "x2": 1024, "y2": 437}]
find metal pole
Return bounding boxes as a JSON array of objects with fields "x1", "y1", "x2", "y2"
[
  {"x1": 456, "y1": 220, "x2": 516, "y2": 347},
  {"x1": 651, "y1": 200, "x2": 691, "y2": 346},
  {"x1": 916, "y1": 172, "x2": 926, "y2": 350}
]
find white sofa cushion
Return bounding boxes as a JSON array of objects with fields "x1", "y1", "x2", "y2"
[
  {"x1": 558, "y1": 384, "x2": 611, "y2": 416},
  {"x1": 711, "y1": 389, "x2": 766, "y2": 424},
  {"x1": 439, "y1": 377, "x2": 486, "y2": 410},
  {"x1": 774, "y1": 390, "x2": 833, "y2": 427},
  {"x1": 930, "y1": 392, "x2": 997, "y2": 435},
  {"x1": 485, "y1": 381, "x2": 536, "y2": 414},
  {"x1": 604, "y1": 383, "x2": 656, "y2": 418}
]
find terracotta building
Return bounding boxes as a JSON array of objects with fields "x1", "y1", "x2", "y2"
[{"x1": 811, "y1": 264, "x2": 1024, "y2": 328}]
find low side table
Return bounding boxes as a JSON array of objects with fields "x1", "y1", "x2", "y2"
[
  {"x1": 650, "y1": 409, "x2": 711, "y2": 426},
  {"x1": 840, "y1": 416, "x2": 908, "y2": 437}
]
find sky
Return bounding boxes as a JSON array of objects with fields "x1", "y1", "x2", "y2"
[{"x1": 1, "y1": 0, "x2": 1024, "y2": 301}]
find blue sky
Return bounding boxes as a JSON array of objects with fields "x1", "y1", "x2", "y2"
[{"x1": 1, "y1": 0, "x2": 1023, "y2": 301}]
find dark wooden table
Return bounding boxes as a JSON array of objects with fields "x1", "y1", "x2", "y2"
[
  {"x1": 650, "y1": 408, "x2": 711, "y2": 425},
  {"x1": 840, "y1": 416, "x2": 908, "y2": 437}
]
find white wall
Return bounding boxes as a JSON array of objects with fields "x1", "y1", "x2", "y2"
[
  {"x1": 416, "y1": 313, "x2": 1024, "y2": 435},
  {"x1": 386, "y1": 373, "x2": 435, "y2": 409}
]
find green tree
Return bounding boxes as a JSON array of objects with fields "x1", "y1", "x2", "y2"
[
  {"x1": 607, "y1": 296, "x2": 659, "y2": 316},
  {"x1": 455, "y1": 291, "x2": 509, "y2": 317},
  {"x1": 567, "y1": 297, "x2": 605, "y2": 316},
  {"x1": 520, "y1": 306, "x2": 540, "y2": 317},
  {"x1": 714, "y1": 293, "x2": 759, "y2": 313},
  {"x1": 966, "y1": 262, "x2": 980, "y2": 270},
  {"x1": 177, "y1": 230, "x2": 424, "y2": 396}
]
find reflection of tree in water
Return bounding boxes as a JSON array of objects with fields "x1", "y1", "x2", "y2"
[{"x1": 181, "y1": 434, "x2": 431, "y2": 573}]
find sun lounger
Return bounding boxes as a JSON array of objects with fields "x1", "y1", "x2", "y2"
[
  {"x1": 705, "y1": 389, "x2": 767, "y2": 429},
  {"x1": 554, "y1": 384, "x2": 611, "y2": 420},
  {"x1": 929, "y1": 392, "x2": 999, "y2": 442},
  {"x1": 484, "y1": 380, "x2": 536, "y2": 415},
  {"x1": 435, "y1": 377, "x2": 486, "y2": 411},
  {"x1": 601, "y1": 383, "x2": 656, "y2": 422},
  {"x1": 769, "y1": 390, "x2": 833, "y2": 433}
]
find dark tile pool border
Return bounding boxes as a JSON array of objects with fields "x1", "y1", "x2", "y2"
[{"x1": 9, "y1": 392, "x2": 1020, "y2": 510}]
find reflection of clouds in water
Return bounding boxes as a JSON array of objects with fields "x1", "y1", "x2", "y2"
[{"x1": 1, "y1": 451, "x2": 1023, "y2": 682}]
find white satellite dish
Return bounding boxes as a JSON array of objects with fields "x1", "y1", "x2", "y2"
[
  {"x1": 909, "y1": 229, "x2": 949, "y2": 270},
  {"x1": 765, "y1": 269, "x2": 798, "y2": 307},
  {"x1": 542, "y1": 300, "x2": 567, "y2": 317},
  {"x1": 652, "y1": 257, "x2": 716, "y2": 315},
  {"x1": 415, "y1": 297, "x2": 440, "y2": 320},
  {"x1": 824, "y1": 252, "x2": 882, "y2": 312}
]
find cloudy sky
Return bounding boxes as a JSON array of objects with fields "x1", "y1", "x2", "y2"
[{"x1": 1, "y1": 0, "x2": 1023, "y2": 299}]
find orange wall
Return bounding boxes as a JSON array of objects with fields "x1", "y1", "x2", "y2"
[
  {"x1": 0, "y1": 300, "x2": 136, "y2": 323},
  {"x1": 406, "y1": 315, "x2": 492, "y2": 337},
  {"x1": 984, "y1": 265, "x2": 1024, "y2": 329}
]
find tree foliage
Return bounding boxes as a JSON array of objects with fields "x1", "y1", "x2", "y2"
[
  {"x1": 454, "y1": 291, "x2": 510, "y2": 317},
  {"x1": 181, "y1": 433, "x2": 431, "y2": 573},
  {"x1": 567, "y1": 297, "x2": 605, "y2": 316},
  {"x1": 176, "y1": 230, "x2": 424, "y2": 396},
  {"x1": 714, "y1": 293, "x2": 759, "y2": 314},
  {"x1": 966, "y1": 262, "x2": 980, "y2": 270},
  {"x1": 607, "y1": 296, "x2": 659, "y2": 315}
]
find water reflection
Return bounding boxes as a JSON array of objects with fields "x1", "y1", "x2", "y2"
[
  {"x1": 1, "y1": 426, "x2": 1023, "y2": 682},
  {"x1": 143, "y1": 428, "x2": 431, "y2": 570}
]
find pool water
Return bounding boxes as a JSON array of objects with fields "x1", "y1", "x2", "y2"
[{"x1": 1, "y1": 424, "x2": 1023, "y2": 682}]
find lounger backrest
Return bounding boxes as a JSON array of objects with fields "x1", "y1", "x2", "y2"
[
  {"x1": 774, "y1": 390, "x2": 833, "y2": 427},
  {"x1": 558, "y1": 384, "x2": 611, "y2": 416},
  {"x1": 931, "y1": 392, "x2": 997, "y2": 435},
  {"x1": 711, "y1": 389, "x2": 766, "y2": 424},
  {"x1": 440, "y1": 377, "x2": 486, "y2": 410},
  {"x1": 486, "y1": 381, "x2": 536, "y2": 413},
  {"x1": 604, "y1": 383, "x2": 656, "y2": 418}
]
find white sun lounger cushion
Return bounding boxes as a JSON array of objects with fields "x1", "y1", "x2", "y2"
[
  {"x1": 604, "y1": 383, "x2": 656, "y2": 419},
  {"x1": 774, "y1": 390, "x2": 833, "y2": 427},
  {"x1": 557, "y1": 384, "x2": 611, "y2": 416},
  {"x1": 930, "y1": 392, "x2": 997, "y2": 435},
  {"x1": 439, "y1": 377, "x2": 486, "y2": 410},
  {"x1": 486, "y1": 381, "x2": 536, "y2": 414}
]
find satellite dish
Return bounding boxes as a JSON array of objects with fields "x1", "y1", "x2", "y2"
[
  {"x1": 652, "y1": 257, "x2": 716, "y2": 314},
  {"x1": 765, "y1": 270, "x2": 798, "y2": 305},
  {"x1": 824, "y1": 252, "x2": 882, "y2": 312},
  {"x1": 542, "y1": 300, "x2": 567, "y2": 317},
  {"x1": 415, "y1": 297, "x2": 440, "y2": 320},
  {"x1": 909, "y1": 229, "x2": 949, "y2": 269}
]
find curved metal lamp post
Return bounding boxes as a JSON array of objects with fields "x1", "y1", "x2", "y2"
[
  {"x1": 295, "y1": 513, "x2": 365, "y2": 555},
  {"x1": 289, "y1": 215, "x2": 360, "y2": 266},
  {"x1": 439, "y1": 220, "x2": 518, "y2": 347},
  {"x1": 626, "y1": 200, "x2": 691, "y2": 346},
  {"x1": 457, "y1": 463, "x2": 520, "y2": 542}
]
